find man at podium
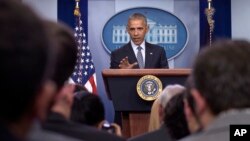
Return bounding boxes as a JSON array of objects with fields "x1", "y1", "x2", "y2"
[{"x1": 110, "y1": 13, "x2": 169, "y2": 69}]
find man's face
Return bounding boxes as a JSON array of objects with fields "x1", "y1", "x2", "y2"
[{"x1": 127, "y1": 19, "x2": 148, "y2": 46}]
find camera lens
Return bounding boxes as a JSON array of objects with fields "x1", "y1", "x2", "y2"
[{"x1": 101, "y1": 122, "x2": 115, "y2": 134}]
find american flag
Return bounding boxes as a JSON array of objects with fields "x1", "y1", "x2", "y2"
[{"x1": 70, "y1": 1, "x2": 97, "y2": 94}]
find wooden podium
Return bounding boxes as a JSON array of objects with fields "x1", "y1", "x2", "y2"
[{"x1": 102, "y1": 69, "x2": 191, "y2": 138}]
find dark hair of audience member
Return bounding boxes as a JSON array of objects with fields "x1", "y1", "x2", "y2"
[
  {"x1": 163, "y1": 92, "x2": 190, "y2": 140},
  {"x1": 193, "y1": 40, "x2": 250, "y2": 115},
  {"x1": 0, "y1": 0, "x2": 56, "y2": 123},
  {"x1": 71, "y1": 91, "x2": 105, "y2": 127},
  {"x1": 44, "y1": 21, "x2": 77, "y2": 90}
]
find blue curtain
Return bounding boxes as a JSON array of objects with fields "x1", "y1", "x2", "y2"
[{"x1": 200, "y1": 0, "x2": 231, "y2": 47}]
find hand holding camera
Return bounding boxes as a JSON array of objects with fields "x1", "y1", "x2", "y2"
[{"x1": 100, "y1": 121, "x2": 122, "y2": 136}]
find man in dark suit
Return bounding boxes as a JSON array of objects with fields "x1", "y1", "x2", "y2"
[{"x1": 110, "y1": 13, "x2": 168, "y2": 69}]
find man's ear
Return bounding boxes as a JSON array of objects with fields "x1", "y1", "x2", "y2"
[
  {"x1": 33, "y1": 80, "x2": 56, "y2": 122},
  {"x1": 191, "y1": 89, "x2": 206, "y2": 115},
  {"x1": 184, "y1": 98, "x2": 201, "y2": 133},
  {"x1": 184, "y1": 99, "x2": 193, "y2": 120}
]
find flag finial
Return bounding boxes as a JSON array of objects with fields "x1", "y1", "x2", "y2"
[
  {"x1": 205, "y1": 0, "x2": 215, "y2": 46},
  {"x1": 74, "y1": 0, "x2": 81, "y2": 17}
]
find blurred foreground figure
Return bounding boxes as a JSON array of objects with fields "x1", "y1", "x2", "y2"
[
  {"x1": 180, "y1": 39, "x2": 250, "y2": 141},
  {"x1": 0, "y1": 0, "x2": 57, "y2": 140}
]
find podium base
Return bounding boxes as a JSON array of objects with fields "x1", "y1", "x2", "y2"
[{"x1": 121, "y1": 112, "x2": 150, "y2": 138}]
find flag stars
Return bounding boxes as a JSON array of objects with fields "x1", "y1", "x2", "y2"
[
  {"x1": 78, "y1": 39, "x2": 81, "y2": 44},
  {"x1": 71, "y1": 17, "x2": 96, "y2": 89},
  {"x1": 78, "y1": 71, "x2": 82, "y2": 76},
  {"x1": 77, "y1": 78, "x2": 81, "y2": 83},
  {"x1": 80, "y1": 65, "x2": 83, "y2": 69},
  {"x1": 84, "y1": 71, "x2": 88, "y2": 76},
  {"x1": 90, "y1": 65, "x2": 93, "y2": 69}
]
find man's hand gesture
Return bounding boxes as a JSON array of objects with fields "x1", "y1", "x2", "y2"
[{"x1": 118, "y1": 56, "x2": 138, "y2": 69}]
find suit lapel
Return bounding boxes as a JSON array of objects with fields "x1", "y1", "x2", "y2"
[{"x1": 145, "y1": 42, "x2": 154, "y2": 68}]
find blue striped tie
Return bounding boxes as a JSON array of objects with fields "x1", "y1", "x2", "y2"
[{"x1": 137, "y1": 46, "x2": 144, "y2": 68}]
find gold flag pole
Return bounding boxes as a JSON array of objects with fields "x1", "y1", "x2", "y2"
[
  {"x1": 205, "y1": 0, "x2": 215, "y2": 46},
  {"x1": 74, "y1": 0, "x2": 81, "y2": 17}
]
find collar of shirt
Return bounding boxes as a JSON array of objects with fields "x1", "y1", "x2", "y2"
[
  {"x1": 130, "y1": 41, "x2": 146, "y2": 63},
  {"x1": 131, "y1": 40, "x2": 146, "y2": 50}
]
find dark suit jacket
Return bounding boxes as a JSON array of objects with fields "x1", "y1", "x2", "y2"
[
  {"x1": 179, "y1": 110, "x2": 250, "y2": 141},
  {"x1": 110, "y1": 42, "x2": 168, "y2": 69},
  {"x1": 128, "y1": 126, "x2": 173, "y2": 141},
  {"x1": 29, "y1": 122, "x2": 81, "y2": 141},
  {"x1": 43, "y1": 112, "x2": 125, "y2": 141}
]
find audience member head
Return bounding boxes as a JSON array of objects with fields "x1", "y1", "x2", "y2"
[
  {"x1": 44, "y1": 20, "x2": 77, "y2": 91},
  {"x1": 148, "y1": 98, "x2": 161, "y2": 132},
  {"x1": 148, "y1": 84, "x2": 185, "y2": 132},
  {"x1": 43, "y1": 21, "x2": 78, "y2": 120},
  {"x1": 0, "y1": 0, "x2": 56, "y2": 139},
  {"x1": 71, "y1": 91, "x2": 105, "y2": 127},
  {"x1": 190, "y1": 39, "x2": 250, "y2": 129},
  {"x1": 158, "y1": 84, "x2": 185, "y2": 123},
  {"x1": 164, "y1": 91, "x2": 190, "y2": 140}
]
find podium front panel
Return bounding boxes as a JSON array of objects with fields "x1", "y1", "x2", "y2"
[{"x1": 107, "y1": 75, "x2": 188, "y2": 112}]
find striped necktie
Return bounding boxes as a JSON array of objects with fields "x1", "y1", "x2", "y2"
[{"x1": 137, "y1": 46, "x2": 144, "y2": 68}]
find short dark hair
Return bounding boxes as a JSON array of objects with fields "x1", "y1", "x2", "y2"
[
  {"x1": 0, "y1": 0, "x2": 55, "y2": 122},
  {"x1": 164, "y1": 92, "x2": 190, "y2": 139},
  {"x1": 128, "y1": 13, "x2": 147, "y2": 25},
  {"x1": 44, "y1": 21, "x2": 77, "y2": 90},
  {"x1": 71, "y1": 91, "x2": 105, "y2": 126},
  {"x1": 193, "y1": 39, "x2": 250, "y2": 115}
]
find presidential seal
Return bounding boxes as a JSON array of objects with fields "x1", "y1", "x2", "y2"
[{"x1": 136, "y1": 75, "x2": 163, "y2": 101}]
